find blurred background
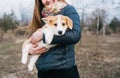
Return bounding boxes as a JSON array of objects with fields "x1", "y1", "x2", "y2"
[{"x1": 0, "y1": 0, "x2": 120, "y2": 78}]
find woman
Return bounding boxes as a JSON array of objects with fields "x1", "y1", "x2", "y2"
[{"x1": 28, "y1": 0, "x2": 81, "y2": 78}]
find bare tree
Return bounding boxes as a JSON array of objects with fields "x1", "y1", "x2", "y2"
[{"x1": 71, "y1": 0, "x2": 95, "y2": 29}]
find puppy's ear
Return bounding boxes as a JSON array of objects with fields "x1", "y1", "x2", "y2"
[
  {"x1": 42, "y1": 16, "x2": 54, "y2": 23},
  {"x1": 65, "y1": 16, "x2": 73, "y2": 30}
]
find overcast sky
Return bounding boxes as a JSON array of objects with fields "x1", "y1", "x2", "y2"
[
  {"x1": 0, "y1": 0, "x2": 34, "y2": 20},
  {"x1": 0, "y1": 0, "x2": 120, "y2": 22}
]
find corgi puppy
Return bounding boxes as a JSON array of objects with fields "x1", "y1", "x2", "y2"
[{"x1": 21, "y1": 15, "x2": 73, "y2": 71}]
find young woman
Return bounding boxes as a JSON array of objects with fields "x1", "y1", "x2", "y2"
[{"x1": 28, "y1": 0, "x2": 81, "y2": 78}]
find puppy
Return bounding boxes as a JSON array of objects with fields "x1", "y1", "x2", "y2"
[{"x1": 21, "y1": 15, "x2": 73, "y2": 71}]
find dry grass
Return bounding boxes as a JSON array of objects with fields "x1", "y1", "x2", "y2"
[
  {"x1": 0, "y1": 34, "x2": 120, "y2": 78},
  {"x1": 0, "y1": 37, "x2": 37, "y2": 78},
  {"x1": 76, "y1": 34, "x2": 120, "y2": 78}
]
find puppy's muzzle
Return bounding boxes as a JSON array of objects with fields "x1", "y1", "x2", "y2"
[{"x1": 58, "y1": 31, "x2": 63, "y2": 35}]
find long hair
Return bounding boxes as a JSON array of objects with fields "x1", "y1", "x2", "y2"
[{"x1": 27, "y1": 0, "x2": 44, "y2": 33}]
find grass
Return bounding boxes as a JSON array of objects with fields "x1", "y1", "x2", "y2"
[
  {"x1": 76, "y1": 34, "x2": 120, "y2": 78},
  {"x1": 0, "y1": 34, "x2": 120, "y2": 78},
  {"x1": 0, "y1": 38, "x2": 37, "y2": 78}
]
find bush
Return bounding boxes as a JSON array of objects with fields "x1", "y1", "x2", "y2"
[{"x1": 0, "y1": 11, "x2": 19, "y2": 33}]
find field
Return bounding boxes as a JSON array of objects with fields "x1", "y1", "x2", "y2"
[{"x1": 0, "y1": 34, "x2": 120, "y2": 78}]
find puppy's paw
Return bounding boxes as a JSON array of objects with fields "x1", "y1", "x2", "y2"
[
  {"x1": 21, "y1": 58, "x2": 27, "y2": 64},
  {"x1": 28, "y1": 65, "x2": 33, "y2": 71}
]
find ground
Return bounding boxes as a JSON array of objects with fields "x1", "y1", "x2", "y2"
[{"x1": 0, "y1": 34, "x2": 120, "y2": 78}]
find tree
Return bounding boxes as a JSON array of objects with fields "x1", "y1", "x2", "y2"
[
  {"x1": 109, "y1": 17, "x2": 119, "y2": 33},
  {"x1": 71, "y1": 0, "x2": 95, "y2": 29},
  {"x1": 0, "y1": 11, "x2": 19, "y2": 33},
  {"x1": 89, "y1": 8, "x2": 107, "y2": 33}
]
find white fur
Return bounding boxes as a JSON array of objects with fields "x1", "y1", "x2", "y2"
[
  {"x1": 21, "y1": 15, "x2": 73, "y2": 71},
  {"x1": 21, "y1": 24, "x2": 55, "y2": 71}
]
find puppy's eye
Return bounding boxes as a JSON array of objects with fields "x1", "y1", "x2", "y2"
[
  {"x1": 62, "y1": 23, "x2": 65, "y2": 26},
  {"x1": 54, "y1": 23, "x2": 57, "y2": 26}
]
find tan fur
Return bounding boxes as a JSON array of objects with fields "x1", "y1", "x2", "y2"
[
  {"x1": 42, "y1": 15, "x2": 73, "y2": 29},
  {"x1": 64, "y1": 16, "x2": 73, "y2": 29}
]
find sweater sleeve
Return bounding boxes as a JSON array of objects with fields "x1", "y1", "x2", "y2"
[{"x1": 51, "y1": 5, "x2": 81, "y2": 45}]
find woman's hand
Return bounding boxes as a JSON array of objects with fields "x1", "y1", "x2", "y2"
[
  {"x1": 30, "y1": 30, "x2": 43, "y2": 44},
  {"x1": 29, "y1": 44, "x2": 48, "y2": 55}
]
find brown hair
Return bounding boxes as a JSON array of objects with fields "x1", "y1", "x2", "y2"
[{"x1": 27, "y1": 0, "x2": 44, "y2": 33}]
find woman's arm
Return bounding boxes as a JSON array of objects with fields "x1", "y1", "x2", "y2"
[{"x1": 51, "y1": 5, "x2": 81, "y2": 45}]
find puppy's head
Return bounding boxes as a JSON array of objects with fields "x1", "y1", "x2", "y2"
[{"x1": 42, "y1": 15, "x2": 73, "y2": 36}]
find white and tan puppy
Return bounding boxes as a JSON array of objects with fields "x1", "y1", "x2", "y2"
[{"x1": 21, "y1": 15, "x2": 73, "y2": 71}]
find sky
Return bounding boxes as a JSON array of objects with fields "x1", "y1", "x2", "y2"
[
  {"x1": 68, "y1": 0, "x2": 120, "y2": 22},
  {"x1": 0, "y1": 0, "x2": 120, "y2": 23},
  {"x1": 0, "y1": 0, "x2": 34, "y2": 20}
]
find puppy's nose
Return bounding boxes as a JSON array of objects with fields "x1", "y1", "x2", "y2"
[{"x1": 58, "y1": 31, "x2": 63, "y2": 35}]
